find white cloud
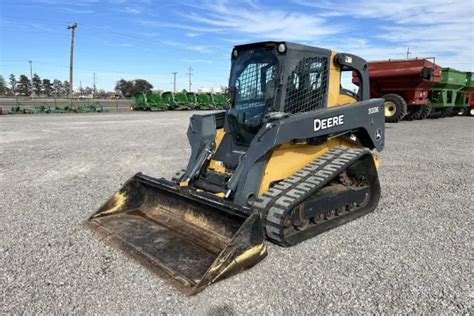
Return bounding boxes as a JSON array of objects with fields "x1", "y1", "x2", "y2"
[
  {"x1": 176, "y1": 0, "x2": 342, "y2": 40},
  {"x1": 123, "y1": 7, "x2": 142, "y2": 14},
  {"x1": 31, "y1": 23, "x2": 54, "y2": 32},
  {"x1": 184, "y1": 0, "x2": 343, "y2": 41},
  {"x1": 33, "y1": 0, "x2": 99, "y2": 6},
  {"x1": 186, "y1": 32, "x2": 202, "y2": 37},
  {"x1": 62, "y1": 7, "x2": 95, "y2": 14},
  {"x1": 181, "y1": 59, "x2": 213, "y2": 64},
  {"x1": 160, "y1": 40, "x2": 212, "y2": 53},
  {"x1": 295, "y1": 0, "x2": 473, "y2": 21},
  {"x1": 296, "y1": 0, "x2": 474, "y2": 70},
  {"x1": 138, "y1": 20, "x2": 224, "y2": 33}
]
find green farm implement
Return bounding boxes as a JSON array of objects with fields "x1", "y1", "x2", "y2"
[
  {"x1": 195, "y1": 93, "x2": 216, "y2": 110},
  {"x1": 175, "y1": 92, "x2": 193, "y2": 110},
  {"x1": 49, "y1": 106, "x2": 70, "y2": 113},
  {"x1": 186, "y1": 92, "x2": 198, "y2": 109},
  {"x1": 428, "y1": 68, "x2": 467, "y2": 118},
  {"x1": 23, "y1": 105, "x2": 50, "y2": 114},
  {"x1": 8, "y1": 106, "x2": 23, "y2": 114},
  {"x1": 211, "y1": 93, "x2": 227, "y2": 110},
  {"x1": 453, "y1": 72, "x2": 472, "y2": 116},
  {"x1": 132, "y1": 93, "x2": 167, "y2": 111}
]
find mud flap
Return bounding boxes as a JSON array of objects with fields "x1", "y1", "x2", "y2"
[{"x1": 85, "y1": 173, "x2": 267, "y2": 295}]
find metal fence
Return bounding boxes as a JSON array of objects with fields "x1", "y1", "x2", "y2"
[{"x1": 0, "y1": 97, "x2": 133, "y2": 113}]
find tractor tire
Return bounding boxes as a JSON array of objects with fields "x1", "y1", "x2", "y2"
[
  {"x1": 382, "y1": 94, "x2": 407, "y2": 123},
  {"x1": 418, "y1": 103, "x2": 432, "y2": 120},
  {"x1": 429, "y1": 108, "x2": 443, "y2": 119},
  {"x1": 457, "y1": 108, "x2": 466, "y2": 116},
  {"x1": 468, "y1": 107, "x2": 474, "y2": 117},
  {"x1": 404, "y1": 106, "x2": 424, "y2": 121},
  {"x1": 440, "y1": 108, "x2": 452, "y2": 118}
]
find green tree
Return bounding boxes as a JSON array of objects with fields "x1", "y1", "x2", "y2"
[
  {"x1": 9, "y1": 74, "x2": 17, "y2": 93},
  {"x1": 63, "y1": 80, "x2": 70, "y2": 96},
  {"x1": 32, "y1": 74, "x2": 42, "y2": 95},
  {"x1": 115, "y1": 79, "x2": 133, "y2": 97},
  {"x1": 115, "y1": 78, "x2": 153, "y2": 97},
  {"x1": 0, "y1": 75, "x2": 7, "y2": 95},
  {"x1": 84, "y1": 86, "x2": 94, "y2": 96},
  {"x1": 132, "y1": 79, "x2": 153, "y2": 95},
  {"x1": 17, "y1": 75, "x2": 32, "y2": 96},
  {"x1": 52, "y1": 79, "x2": 63, "y2": 96},
  {"x1": 96, "y1": 89, "x2": 107, "y2": 98},
  {"x1": 42, "y1": 79, "x2": 53, "y2": 96}
]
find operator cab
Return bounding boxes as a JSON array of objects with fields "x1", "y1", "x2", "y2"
[{"x1": 227, "y1": 45, "x2": 280, "y2": 144}]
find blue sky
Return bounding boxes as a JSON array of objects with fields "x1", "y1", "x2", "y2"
[{"x1": 0, "y1": 0, "x2": 473, "y2": 91}]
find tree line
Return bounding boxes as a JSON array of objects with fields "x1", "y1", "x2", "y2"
[
  {"x1": 0, "y1": 74, "x2": 109, "y2": 98},
  {"x1": 0, "y1": 75, "x2": 164, "y2": 98}
]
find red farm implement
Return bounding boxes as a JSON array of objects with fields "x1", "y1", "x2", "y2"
[{"x1": 354, "y1": 58, "x2": 441, "y2": 123}]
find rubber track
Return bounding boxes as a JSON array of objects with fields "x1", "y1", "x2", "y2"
[{"x1": 253, "y1": 146, "x2": 369, "y2": 246}]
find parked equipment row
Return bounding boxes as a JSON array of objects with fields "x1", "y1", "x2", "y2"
[
  {"x1": 131, "y1": 92, "x2": 227, "y2": 111},
  {"x1": 8, "y1": 104, "x2": 108, "y2": 114},
  {"x1": 353, "y1": 59, "x2": 473, "y2": 122}
]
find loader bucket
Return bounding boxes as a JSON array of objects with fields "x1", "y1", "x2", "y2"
[{"x1": 86, "y1": 173, "x2": 267, "y2": 295}]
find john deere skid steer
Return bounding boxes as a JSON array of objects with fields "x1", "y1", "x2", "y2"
[{"x1": 86, "y1": 42, "x2": 385, "y2": 295}]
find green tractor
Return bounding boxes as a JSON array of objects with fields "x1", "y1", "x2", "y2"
[
  {"x1": 131, "y1": 93, "x2": 147, "y2": 111},
  {"x1": 23, "y1": 105, "x2": 50, "y2": 114},
  {"x1": 195, "y1": 93, "x2": 216, "y2": 110},
  {"x1": 76, "y1": 103, "x2": 108, "y2": 113},
  {"x1": 162, "y1": 91, "x2": 191, "y2": 110},
  {"x1": 174, "y1": 91, "x2": 193, "y2": 110},
  {"x1": 8, "y1": 106, "x2": 23, "y2": 114},
  {"x1": 212, "y1": 93, "x2": 227, "y2": 110},
  {"x1": 94, "y1": 104, "x2": 108, "y2": 112},
  {"x1": 161, "y1": 91, "x2": 176, "y2": 110},
  {"x1": 147, "y1": 93, "x2": 167, "y2": 111},
  {"x1": 76, "y1": 103, "x2": 96, "y2": 113},
  {"x1": 186, "y1": 92, "x2": 198, "y2": 109},
  {"x1": 49, "y1": 106, "x2": 70, "y2": 113},
  {"x1": 428, "y1": 68, "x2": 467, "y2": 118},
  {"x1": 131, "y1": 92, "x2": 167, "y2": 111}
]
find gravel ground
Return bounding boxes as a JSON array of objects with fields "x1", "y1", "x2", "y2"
[{"x1": 1, "y1": 112, "x2": 472, "y2": 314}]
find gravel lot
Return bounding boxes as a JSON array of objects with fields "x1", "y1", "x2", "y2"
[{"x1": 1, "y1": 112, "x2": 472, "y2": 314}]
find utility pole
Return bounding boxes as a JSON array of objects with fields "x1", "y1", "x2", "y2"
[
  {"x1": 406, "y1": 47, "x2": 411, "y2": 59},
  {"x1": 93, "y1": 72, "x2": 96, "y2": 98},
  {"x1": 67, "y1": 22, "x2": 77, "y2": 99},
  {"x1": 187, "y1": 66, "x2": 193, "y2": 92},
  {"x1": 172, "y1": 72, "x2": 177, "y2": 93},
  {"x1": 28, "y1": 60, "x2": 33, "y2": 82},
  {"x1": 28, "y1": 60, "x2": 33, "y2": 96}
]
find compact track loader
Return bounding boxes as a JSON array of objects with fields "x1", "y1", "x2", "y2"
[{"x1": 86, "y1": 42, "x2": 385, "y2": 295}]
